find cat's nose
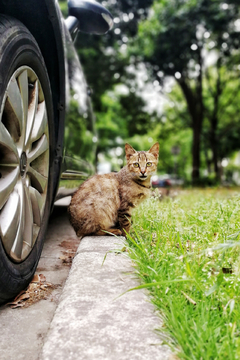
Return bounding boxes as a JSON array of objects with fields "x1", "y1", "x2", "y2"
[{"x1": 140, "y1": 168, "x2": 146, "y2": 174}]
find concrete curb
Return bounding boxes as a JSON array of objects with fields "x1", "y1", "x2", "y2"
[{"x1": 40, "y1": 236, "x2": 172, "y2": 360}]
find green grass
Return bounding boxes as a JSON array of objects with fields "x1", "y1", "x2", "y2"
[{"x1": 125, "y1": 188, "x2": 240, "y2": 360}]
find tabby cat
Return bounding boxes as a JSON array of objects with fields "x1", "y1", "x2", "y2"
[{"x1": 68, "y1": 142, "x2": 159, "y2": 237}]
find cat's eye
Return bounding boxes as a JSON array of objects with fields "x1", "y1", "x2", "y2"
[
  {"x1": 146, "y1": 162, "x2": 152, "y2": 167},
  {"x1": 133, "y1": 163, "x2": 139, "y2": 168}
]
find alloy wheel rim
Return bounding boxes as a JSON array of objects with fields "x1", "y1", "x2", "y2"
[{"x1": 0, "y1": 66, "x2": 49, "y2": 262}]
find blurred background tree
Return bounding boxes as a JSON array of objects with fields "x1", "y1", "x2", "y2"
[
  {"x1": 134, "y1": 0, "x2": 240, "y2": 183},
  {"x1": 59, "y1": 0, "x2": 240, "y2": 185}
]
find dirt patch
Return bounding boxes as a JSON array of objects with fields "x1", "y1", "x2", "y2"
[
  {"x1": 59, "y1": 237, "x2": 80, "y2": 252},
  {"x1": 59, "y1": 237, "x2": 80, "y2": 266}
]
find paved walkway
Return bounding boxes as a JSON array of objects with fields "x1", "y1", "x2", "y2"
[{"x1": 40, "y1": 236, "x2": 173, "y2": 360}]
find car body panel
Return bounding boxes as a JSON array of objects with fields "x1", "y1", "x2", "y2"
[
  {"x1": 0, "y1": 0, "x2": 98, "y2": 201},
  {"x1": 61, "y1": 25, "x2": 97, "y2": 189}
]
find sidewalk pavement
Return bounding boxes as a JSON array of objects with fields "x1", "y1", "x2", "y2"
[{"x1": 40, "y1": 235, "x2": 173, "y2": 360}]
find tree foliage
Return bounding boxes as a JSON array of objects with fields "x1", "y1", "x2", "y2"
[
  {"x1": 134, "y1": 0, "x2": 240, "y2": 182},
  {"x1": 60, "y1": 0, "x2": 240, "y2": 182},
  {"x1": 73, "y1": 0, "x2": 154, "y2": 111}
]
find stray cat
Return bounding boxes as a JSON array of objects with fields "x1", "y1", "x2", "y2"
[{"x1": 68, "y1": 142, "x2": 159, "y2": 237}]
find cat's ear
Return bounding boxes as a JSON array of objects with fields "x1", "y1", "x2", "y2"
[
  {"x1": 125, "y1": 143, "x2": 137, "y2": 160},
  {"x1": 148, "y1": 142, "x2": 159, "y2": 160}
]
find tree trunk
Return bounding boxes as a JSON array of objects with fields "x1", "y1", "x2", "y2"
[
  {"x1": 192, "y1": 117, "x2": 202, "y2": 182},
  {"x1": 203, "y1": 135, "x2": 212, "y2": 174},
  {"x1": 209, "y1": 57, "x2": 222, "y2": 181},
  {"x1": 210, "y1": 117, "x2": 220, "y2": 181},
  {"x1": 178, "y1": 71, "x2": 203, "y2": 184}
]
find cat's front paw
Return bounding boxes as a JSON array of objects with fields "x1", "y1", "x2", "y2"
[{"x1": 113, "y1": 229, "x2": 123, "y2": 236}]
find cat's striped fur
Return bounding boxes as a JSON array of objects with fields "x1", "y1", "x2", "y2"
[{"x1": 68, "y1": 143, "x2": 159, "y2": 237}]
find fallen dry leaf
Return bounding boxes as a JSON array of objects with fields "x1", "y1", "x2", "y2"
[
  {"x1": 59, "y1": 253, "x2": 74, "y2": 265},
  {"x1": 7, "y1": 273, "x2": 57, "y2": 309},
  {"x1": 39, "y1": 273, "x2": 46, "y2": 282},
  {"x1": 7, "y1": 292, "x2": 30, "y2": 308},
  {"x1": 31, "y1": 274, "x2": 40, "y2": 282},
  {"x1": 8, "y1": 301, "x2": 26, "y2": 309}
]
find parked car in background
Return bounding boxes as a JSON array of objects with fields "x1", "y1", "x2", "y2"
[
  {"x1": 151, "y1": 175, "x2": 184, "y2": 188},
  {"x1": 151, "y1": 175, "x2": 172, "y2": 188},
  {"x1": 0, "y1": 0, "x2": 113, "y2": 304}
]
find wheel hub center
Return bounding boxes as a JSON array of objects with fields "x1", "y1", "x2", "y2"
[{"x1": 20, "y1": 152, "x2": 27, "y2": 177}]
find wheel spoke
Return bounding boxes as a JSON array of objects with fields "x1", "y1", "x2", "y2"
[
  {"x1": 25, "y1": 80, "x2": 39, "y2": 149},
  {"x1": 0, "y1": 121, "x2": 19, "y2": 161},
  {"x1": 30, "y1": 101, "x2": 48, "y2": 143},
  {"x1": 10, "y1": 181, "x2": 25, "y2": 261},
  {"x1": 28, "y1": 166, "x2": 48, "y2": 193},
  {"x1": 17, "y1": 69, "x2": 29, "y2": 139},
  {"x1": 10, "y1": 180, "x2": 34, "y2": 261},
  {"x1": 0, "y1": 191, "x2": 20, "y2": 254},
  {"x1": 0, "y1": 167, "x2": 19, "y2": 209},
  {"x1": 5, "y1": 77, "x2": 23, "y2": 141},
  {"x1": 23, "y1": 182, "x2": 33, "y2": 248},
  {"x1": 28, "y1": 134, "x2": 48, "y2": 164},
  {"x1": 29, "y1": 186, "x2": 44, "y2": 227}
]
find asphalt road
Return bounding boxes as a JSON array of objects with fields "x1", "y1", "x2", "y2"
[{"x1": 0, "y1": 201, "x2": 79, "y2": 360}]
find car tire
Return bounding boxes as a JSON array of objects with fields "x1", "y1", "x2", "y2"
[{"x1": 0, "y1": 15, "x2": 56, "y2": 304}]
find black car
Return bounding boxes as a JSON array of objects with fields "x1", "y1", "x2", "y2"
[{"x1": 0, "y1": 0, "x2": 113, "y2": 304}]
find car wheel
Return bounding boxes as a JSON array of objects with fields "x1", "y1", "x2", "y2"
[{"x1": 0, "y1": 15, "x2": 56, "y2": 303}]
